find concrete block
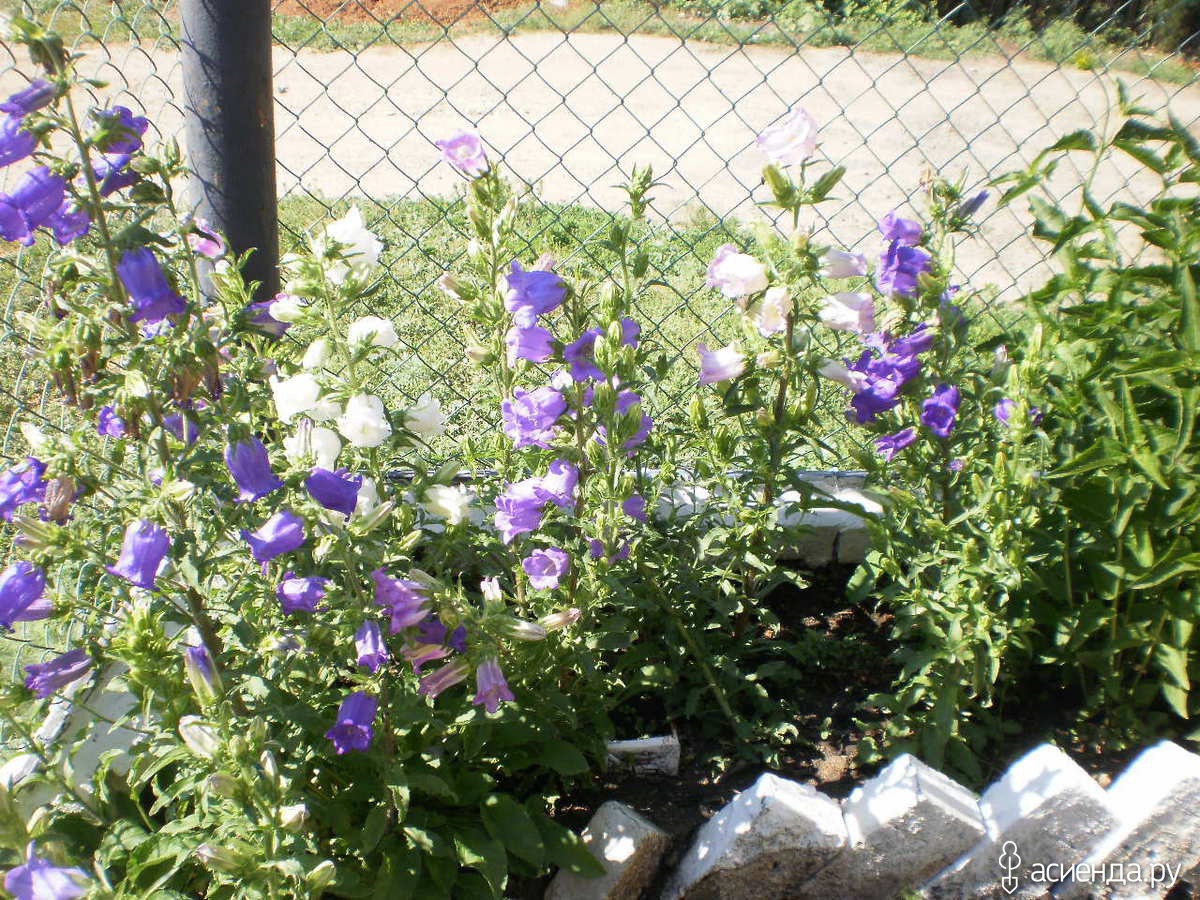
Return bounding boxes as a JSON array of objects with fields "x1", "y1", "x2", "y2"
[
  {"x1": 924, "y1": 743, "x2": 1117, "y2": 899},
  {"x1": 606, "y1": 735, "x2": 680, "y2": 776},
  {"x1": 544, "y1": 801, "x2": 669, "y2": 900},
  {"x1": 1056, "y1": 741, "x2": 1200, "y2": 899},
  {"x1": 663, "y1": 772, "x2": 847, "y2": 900},
  {"x1": 802, "y1": 753, "x2": 985, "y2": 899}
]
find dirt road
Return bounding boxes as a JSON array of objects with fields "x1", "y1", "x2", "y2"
[{"x1": 4, "y1": 30, "x2": 1197, "y2": 291}]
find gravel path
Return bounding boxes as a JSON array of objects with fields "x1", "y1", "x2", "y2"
[{"x1": 4, "y1": 30, "x2": 1198, "y2": 291}]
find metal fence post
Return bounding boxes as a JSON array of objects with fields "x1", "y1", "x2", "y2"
[{"x1": 180, "y1": 0, "x2": 279, "y2": 299}]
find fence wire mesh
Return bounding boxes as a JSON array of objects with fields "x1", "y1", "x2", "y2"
[{"x1": 0, "y1": 0, "x2": 1196, "y2": 680}]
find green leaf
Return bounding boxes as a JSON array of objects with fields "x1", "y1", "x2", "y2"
[
  {"x1": 1130, "y1": 552, "x2": 1200, "y2": 590},
  {"x1": 454, "y1": 827, "x2": 507, "y2": 898},
  {"x1": 361, "y1": 805, "x2": 389, "y2": 855},
  {"x1": 539, "y1": 739, "x2": 589, "y2": 776},
  {"x1": 1114, "y1": 140, "x2": 1169, "y2": 174},
  {"x1": 534, "y1": 816, "x2": 605, "y2": 879},
  {"x1": 481, "y1": 794, "x2": 545, "y2": 867},
  {"x1": 1178, "y1": 264, "x2": 1200, "y2": 354},
  {"x1": 1049, "y1": 130, "x2": 1098, "y2": 152}
]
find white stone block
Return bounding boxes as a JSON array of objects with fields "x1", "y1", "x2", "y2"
[
  {"x1": 1055, "y1": 741, "x2": 1200, "y2": 899},
  {"x1": 606, "y1": 735, "x2": 680, "y2": 776},
  {"x1": 801, "y1": 754, "x2": 985, "y2": 899},
  {"x1": 663, "y1": 773, "x2": 847, "y2": 899},
  {"x1": 924, "y1": 743, "x2": 1117, "y2": 899},
  {"x1": 544, "y1": 801, "x2": 669, "y2": 900}
]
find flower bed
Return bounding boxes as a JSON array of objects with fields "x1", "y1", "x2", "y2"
[{"x1": 0, "y1": 13, "x2": 1197, "y2": 898}]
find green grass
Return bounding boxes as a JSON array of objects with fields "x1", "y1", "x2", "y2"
[{"x1": 3, "y1": 0, "x2": 1195, "y2": 87}]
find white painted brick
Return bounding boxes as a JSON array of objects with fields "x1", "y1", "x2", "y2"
[
  {"x1": 605, "y1": 735, "x2": 680, "y2": 776},
  {"x1": 544, "y1": 801, "x2": 669, "y2": 900},
  {"x1": 663, "y1": 773, "x2": 847, "y2": 899},
  {"x1": 924, "y1": 744, "x2": 1118, "y2": 899},
  {"x1": 800, "y1": 754, "x2": 985, "y2": 899},
  {"x1": 1055, "y1": 741, "x2": 1200, "y2": 899}
]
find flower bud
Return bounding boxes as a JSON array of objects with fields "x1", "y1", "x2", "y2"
[
  {"x1": 179, "y1": 716, "x2": 220, "y2": 759},
  {"x1": 206, "y1": 773, "x2": 238, "y2": 798},
  {"x1": 196, "y1": 843, "x2": 243, "y2": 873},
  {"x1": 502, "y1": 617, "x2": 547, "y2": 642},
  {"x1": 278, "y1": 803, "x2": 308, "y2": 832},
  {"x1": 260, "y1": 750, "x2": 280, "y2": 785},
  {"x1": 756, "y1": 349, "x2": 782, "y2": 370},
  {"x1": 540, "y1": 608, "x2": 581, "y2": 631},
  {"x1": 307, "y1": 860, "x2": 337, "y2": 892},
  {"x1": 11, "y1": 514, "x2": 55, "y2": 551},
  {"x1": 480, "y1": 576, "x2": 502, "y2": 604},
  {"x1": 183, "y1": 630, "x2": 222, "y2": 707},
  {"x1": 465, "y1": 344, "x2": 490, "y2": 364},
  {"x1": 42, "y1": 476, "x2": 75, "y2": 524},
  {"x1": 438, "y1": 273, "x2": 462, "y2": 300}
]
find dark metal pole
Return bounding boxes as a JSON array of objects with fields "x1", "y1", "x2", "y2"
[{"x1": 181, "y1": 0, "x2": 279, "y2": 299}]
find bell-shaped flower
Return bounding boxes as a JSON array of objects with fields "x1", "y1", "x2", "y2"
[
  {"x1": 0, "y1": 562, "x2": 49, "y2": 629},
  {"x1": 117, "y1": 248, "x2": 187, "y2": 324},
  {"x1": 355, "y1": 620, "x2": 388, "y2": 673},
  {"x1": 435, "y1": 130, "x2": 489, "y2": 178},
  {"x1": 277, "y1": 573, "x2": 328, "y2": 615},
  {"x1": 241, "y1": 510, "x2": 306, "y2": 564},
  {"x1": 225, "y1": 437, "x2": 284, "y2": 503},
  {"x1": 0, "y1": 116, "x2": 36, "y2": 169},
  {"x1": 305, "y1": 468, "x2": 362, "y2": 517},
  {"x1": 23, "y1": 648, "x2": 91, "y2": 698},
  {"x1": 106, "y1": 520, "x2": 170, "y2": 590},
  {"x1": 472, "y1": 657, "x2": 515, "y2": 714},
  {"x1": 337, "y1": 394, "x2": 392, "y2": 448},
  {"x1": 697, "y1": 343, "x2": 745, "y2": 385},
  {"x1": 325, "y1": 691, "x2": 377, "y2": 754},
  {"x1": 522, "y1": 548, "x2": 570, "y2": 591},
  {"x1": 3, "y1": 843, "x2": 89, "y2": 900}
]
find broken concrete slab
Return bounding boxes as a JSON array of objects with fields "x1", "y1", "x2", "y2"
[
  {"x1": 924, "y1": 743, "x2": 1117, "y2": 899},
  {"x1": 544, "y1": 801, "x2": 669, "y2": 900},
  {"x1": 663, "y1": 772, "x2": 847, "y2": 900},
  {"x1": 802, "y1": 753, "x2": 984, "y2": 899}
]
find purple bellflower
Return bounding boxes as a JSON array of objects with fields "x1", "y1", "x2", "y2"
[
  {"x1": 24, "y1": 648, "x2": 92, "y2": 699},
  {"x1": 494, "y1": 477, "x2": 548, "y2": 544},
  {"x1": 305, "y1": 468, "x2": 362, "y2": 517},
  {"x1": 0, "y1": 116, "x2": 36, "y2": 169},
  {"x1": 117, "y1": 248, "x2": 187, "y2": 324},
  {"x1": 875, "y1": 427, "x2": 918, "y2": 462},
  {"x1": 506, "y1": 324, "x2": 554, "y2": 364},
  {"x1": 921, "y1": 384, "x2": 961, "y2": 438},
  {"x1": 501, "y1": 386, "x2": 567, "y2": 449},
  {"x1": 225, "y1": 437, "x2": 284, "y2": 503},
  {"x1": 472, "y1": 657, "x2": 515, "y2": 714},
  {"x1": 0, "y1": 166, "x2": 66, "y2": 246},
  {"x1": 0, "y1": 457, "x2": 47, "y2": 520},
  {"x1": 372, "y1": 568, "x2": 430, "y2": 633},
  {"x1": 107, "y1": 520, "x2": 170, "y2": 590},
  {"x1": 277, "y1": 573, "x2": 328, "y2": 615},
  {"x1": 0, "y1": 80, "x2": 57, "y2": 117},
  {"x1": 877, "y1": 241, "x2": 932, "y2": 298},
  {"x1": 523, "y1": 547, "x2": 570, "y2": 590},
  {"x1": 0, "y1": 562, "x2": 49, "y2": 630},
  {"x1": 325, "y1": 691, "x2": 377, "y2": 754},
  {"x1": 504, "y1": 261, "x2": 566, "y2": 327},
  {"x1": 4, "y1": 843, "x2": 89, "y2": 900},
  {"x1": 878, "y1": 211, "x2": 922, "y2": 245},
  {"x1": 241, "y1": 510, "x2": 306, "y2": 564},
  {"x1": 93, "y1": 106, "x2": 148, "y2": 153},
  {"x1": 355, "y1": 620, "x2": 388, "y2": 672}
]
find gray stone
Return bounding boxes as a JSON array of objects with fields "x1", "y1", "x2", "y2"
[
  {"x1": 1056, "y1": 741, "x2": 1200, "y2": 899},
  {"x1": 544, "y1": 801, "x2": 669, "y2": 900},
  {"x1": 663, "y1": 773, "x2": 847, "y2": 900},
  {"x1": 924, "y1": 743, "x2": 1117, "y2": 899},
  {"x1": 606, "y1": 736, "x2": 680, "y2": 776},
  {"x1": 801, "y1": 753, "x2": 984, "y2": 900}
]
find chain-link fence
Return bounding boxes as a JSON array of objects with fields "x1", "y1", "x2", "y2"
[{"x1": 0, "y1": 0, "x2": 1196, "y2": 680}]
